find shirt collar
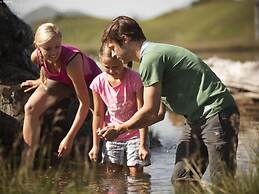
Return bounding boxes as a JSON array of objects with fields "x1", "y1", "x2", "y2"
[{"x1": 140, "y1": 41, "x2": 150, "y2": 57}]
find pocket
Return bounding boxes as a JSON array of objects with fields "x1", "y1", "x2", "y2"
[{"x1": 218, "y1": 108, "x2": 240, "y2": 137}]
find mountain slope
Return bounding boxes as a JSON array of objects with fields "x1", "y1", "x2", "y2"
[{"x1": 31, "y1": 0, "x2": 256, "y2": 57}]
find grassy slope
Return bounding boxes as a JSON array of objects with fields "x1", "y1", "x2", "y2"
[
  {"x1": 32, "y1": 0, "x2": 255, "y2": 56},
  {"x1": 142, "y1": 0, "x2": 255, "y2": 49}
]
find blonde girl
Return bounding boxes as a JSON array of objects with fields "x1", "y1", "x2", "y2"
[{"x1": 21, "y1": 23, "x2": 101, "y2": 168}]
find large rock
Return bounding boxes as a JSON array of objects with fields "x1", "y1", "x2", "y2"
[{"x1": 205, "y1": 56, "x2": 259, "y2": 99}]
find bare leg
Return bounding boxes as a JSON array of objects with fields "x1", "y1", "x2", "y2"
[
  {"x1": 128, "y1": 166, "x2": 143, "y2": 177},
  {"x1": 21, "y1": 80, "x2": 72, "y2": 169},
  {"x1": 105, "y1": 162, "x2": 124, "y2": 177}
]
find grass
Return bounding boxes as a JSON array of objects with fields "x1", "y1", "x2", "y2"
[{"x1": 31, "y1": 0, "x2": 257, "y2": 58}]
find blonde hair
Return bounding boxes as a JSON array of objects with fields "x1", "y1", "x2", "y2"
[{"x1": 34, "y1": 23, "x2": 62, "y2": 89}]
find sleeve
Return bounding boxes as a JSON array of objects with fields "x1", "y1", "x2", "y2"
[
  {"x1": 89, "y1": 75, "x2": 101, "y2": 94},
  {"x1": 132, "y1": 71, "x2": 143, "y2": 92},
  {"x1": 139, "y1": 54, "x2": 164, "y2": 87}
]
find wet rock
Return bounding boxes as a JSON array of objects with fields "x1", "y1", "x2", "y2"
[{"x1": 205, "y1": 56, "x2": 259, "y2": 99}]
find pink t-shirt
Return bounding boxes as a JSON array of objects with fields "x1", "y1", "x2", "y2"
[{"x1": 90, "y1": 68, "x2": 143, "y2": 141}]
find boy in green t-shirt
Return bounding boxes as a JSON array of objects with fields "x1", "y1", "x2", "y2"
[{"x1": 98, "y1": 16, "x2": 240, "y2": 185}]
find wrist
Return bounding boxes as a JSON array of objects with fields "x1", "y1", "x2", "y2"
[{"x1": 118, "y1": 124, "x2": 128, "y2": 134}]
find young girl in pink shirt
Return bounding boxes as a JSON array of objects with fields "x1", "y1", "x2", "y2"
[{"x1": 88, "y1": 43, "x2": 150, "y2": 176}]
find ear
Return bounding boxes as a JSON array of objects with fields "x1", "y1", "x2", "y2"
[{"x1": 121, "y1": 34, "x2": 130, "y2": 44}]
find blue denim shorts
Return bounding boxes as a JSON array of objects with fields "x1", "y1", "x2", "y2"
[{"x1": 102, "y1": 137, "x2": 151, "y2": 167}]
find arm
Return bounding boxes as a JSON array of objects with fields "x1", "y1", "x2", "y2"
[
  {"x1": 98, "y1": 82, "x2": 166, "y2": 140},
  {"x1": 20, "y1": 50, "x2": 41, "y2": 92},
  {"x1": 88, "y1": 91, "x2": 105, "y2": 161},
  {"x1": 58, "y1": 54, "x2": 90, "y2": 157},
  {"x1": 136, "y1": 87, "x2": 149, "y2": 160}
]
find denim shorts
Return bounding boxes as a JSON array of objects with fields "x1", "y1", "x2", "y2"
[{"x1": 102, "y1": 137, "x2": 151, "y2": 167}]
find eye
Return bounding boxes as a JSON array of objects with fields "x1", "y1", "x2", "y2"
[{"x1": 42, "y1": 47, "x2": 50, "y2": 51}]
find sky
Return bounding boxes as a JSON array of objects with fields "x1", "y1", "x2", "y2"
[{"x1": 7, "y1": 0, "x2": 196, "y2": 20}]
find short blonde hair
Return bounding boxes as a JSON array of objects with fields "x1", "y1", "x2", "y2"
[
  {"x1": 34, "y1": 23, "x2": 62, "y2": 89},
  {"x1": 34, "y1": 23, "x2": 62, "y2": 46}
]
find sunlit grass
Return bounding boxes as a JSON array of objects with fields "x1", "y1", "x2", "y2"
[{"x1": 30, "y1": 0, "x2": 256, "y2": 58}]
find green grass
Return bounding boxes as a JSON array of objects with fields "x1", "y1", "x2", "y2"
[
  {"x1": 143, "y1": 0, "x2": 255, "y2": 49},
  {"x1": 31, "y1": 0, "x2": 256, "y2": 58}
]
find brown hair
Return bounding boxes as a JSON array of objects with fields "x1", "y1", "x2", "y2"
[
  {"x1": 99, "y1": 43, "x2": 133, "y2": 69},
  {"x1": 101, "y1": 16, "x2": 146, "y2": 46},
  {"x1": 34, "y1": 23, "x2": 62, "y2": 88}
]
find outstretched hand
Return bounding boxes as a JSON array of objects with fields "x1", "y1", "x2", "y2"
[
  {"x1": 97, "y1": 125, "x2": 121, "y2": 141},
  {"x1": 58, "y1": 136, "x2": 73, "y2": 158},
  {"x1": 20, "y1": 79, "x2": 40, "y2": 92}
]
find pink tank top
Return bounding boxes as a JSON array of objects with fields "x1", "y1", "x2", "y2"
[{"x1": 37, "y1": 44, "x2": 101, "y2": 87}]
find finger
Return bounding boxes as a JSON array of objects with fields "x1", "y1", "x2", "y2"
[
  {"x1": 88, "y1": 153, "x2": 93, "y2": 160},
  {"x1": 139, "y1": 154, "x2": 142, "y2": 160},
  {"x1": 58, "y1": 146, "x2": 64, "y2": 158},
  {"x1": 24, "y1": 87, "x2": 33, "y2": 93},
  {"x1": 142, "y1": 153, "x2": 147, "y2": 160}
]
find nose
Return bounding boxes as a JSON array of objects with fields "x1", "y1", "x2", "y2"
[{"x1": 108, "y1": 68, "x2": 114, "y2": 74}]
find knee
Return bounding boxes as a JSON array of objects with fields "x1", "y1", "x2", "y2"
[{"x1": 24, "y1": 102, "x2": 37, "y2": 115}]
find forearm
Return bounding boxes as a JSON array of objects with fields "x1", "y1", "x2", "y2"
[
  {"x1": 122, "y1": 107, "x2": 157, "y2": 132},
  {"x1": 92, "y1": 113, "x2": 103, "y2": 147},
  {"x1": 139, "y1": 127, "x2": 148, "y2": 147},
  {"x1": 66, "y1": 103, "x2": 89, "y2": 140},
  {"x1": 121, "y1": 102, "x2": 165, "y2": 134}
]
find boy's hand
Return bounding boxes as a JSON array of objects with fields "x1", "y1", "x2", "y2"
[{"x1": 97, "y1": 125, "x2": 121, "y2": 141}]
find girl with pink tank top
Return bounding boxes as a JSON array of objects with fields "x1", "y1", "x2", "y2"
[
  {"x1": 37, "y1": 44, "x2": 101, "y2": 87},
  {"x1": 20, "y1": 23, "x2": 101, "y2": 168}
]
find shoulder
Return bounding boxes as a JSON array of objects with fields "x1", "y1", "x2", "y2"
[
  {"x1": 124, "y1": 69, "x2": 143, "y2": 89},
  {"x1": 91, "y1": 72, "x2": 106, "y2": 84},
  {"x1": 31, "y1": 49, "x2": 38, "y2": 63},
  {"x1": 126, "y1": 68, "x2": 141, "y2": 80},
  {"x1": 90, "y1": 72, "x2": 106, "y2": 89}
]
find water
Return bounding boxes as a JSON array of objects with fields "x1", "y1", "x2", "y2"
[{"x1": 62, "y1": 112, "x2": 257, "y2": 194}]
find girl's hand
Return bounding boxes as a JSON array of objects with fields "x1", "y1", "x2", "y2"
[
  {"x1": 20, "y1": 79, "x2": 40, "y2": 92},
  {"x1": 88, "y1": 146, "x2": 99, "y2": 162},
  {"x1": 58, "y1": 136, "x2": 73, "y2": 158},
  {"x1": 139, "y1": 145, "x2": 149, "y2": 161}
]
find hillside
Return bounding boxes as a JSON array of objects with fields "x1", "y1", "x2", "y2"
[
  {"x1": 142, "y1": 0, "x2": 255, "y2": 50},
  {"x1": 31, "y1": 0, "x2": 257, "y2": 59}
]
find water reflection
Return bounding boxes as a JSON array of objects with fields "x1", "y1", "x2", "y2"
[{"x1": 54, "y1": 111, "x2": 258, "y2": 194}]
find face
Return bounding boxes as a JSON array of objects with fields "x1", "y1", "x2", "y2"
[
  {"x1": 101, "y1": 56, "x2": 124, "y2": 79},
  {"x1": 37, "y1": 34, "x2": 62, "y2": 64},
  {"x1": 107, "y1": 40, "x2": 133, "y2": 65}
]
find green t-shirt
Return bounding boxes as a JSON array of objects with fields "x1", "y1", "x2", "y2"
[{"x1": 139, "y1": 42, "x2": 235, "y2": 123}]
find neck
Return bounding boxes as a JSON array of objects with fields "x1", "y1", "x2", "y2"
[{"x1": 134, "y1": 40, "x2": 145, "y2": 62}]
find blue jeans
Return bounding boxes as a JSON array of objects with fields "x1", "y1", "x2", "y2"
[{"x1": 171, "y1": 106, "x2": 240, "y2": 184}]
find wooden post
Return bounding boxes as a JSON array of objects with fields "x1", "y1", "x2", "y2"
[{"x1": 256, "y1": 0, "x2": 259, "y2": 41}]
